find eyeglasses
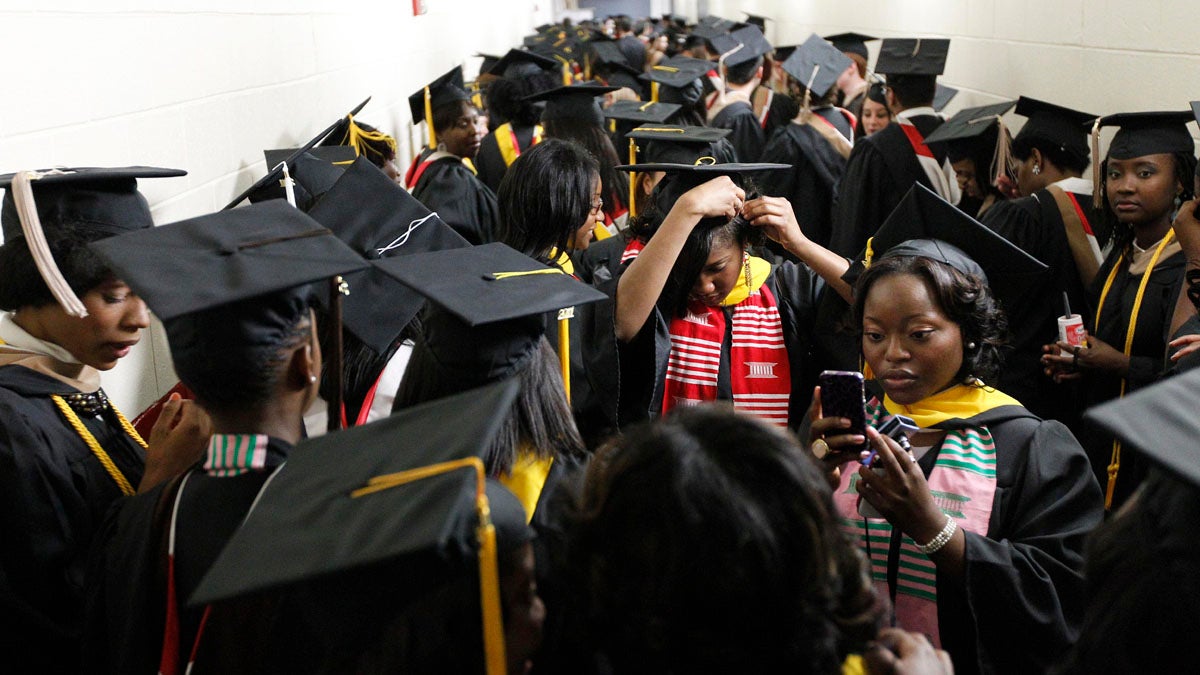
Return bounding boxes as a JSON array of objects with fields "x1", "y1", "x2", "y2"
[{"x1": 590, "y1": 197, "x2": 604, "y2": 213}]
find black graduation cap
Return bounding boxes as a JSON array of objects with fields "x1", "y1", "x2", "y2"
[
  {"x1": 245, "y1": 146, "x2": 356, "y2": 211},
  {"x1": 373, "y1": 242, "x2": 606, "y2": 383},
  {"x1": 488, "y1": 48, "x2": 558, "y2": 79},
  {"x1": 874, "y1": 38, "x2": 950, "y2": 76},
  {"x1": 743, "y1": 13, "x2": 769, "y2": 30},
  {"x1": 1012, "y1": 96, "x2": 1097, "y2": 160},
  {"x1": 189, "y1": 379, "x2": 530, "y2": 673},
  {"x1": 719, "y1": 25, "x2": 773, "y2": 68},
  {"x1": 924, "y1": 100, "x2": 1016, "y2": 146},
  {"x1": 89, "y1": 199, "x2": 368, "y2": 323},
  {"x1": 933, "y1": 84, "x2": 958, "y2": 112},
  {"x1": 476, "y1": 52, "x2": 503, "y2": 77},
  {"x1": 1084, "y1": 367, "x2": 1200, "y2": 491},
  {"x1": 407, "y1": 66, "x2": 470, "y2": 149},
  {"x1": 626, "y1": 125, "x2": 734, "y2": 165},
  {"x1": 0, "y1": 166, "x2": 185, "y2": 243},
  {"x1": 645, "y1": 56, "x2": 712, "y2": 89},
  {"x1": 603, "y1": 100, "x2": 681, "y2": 125},
  {"x1": 222, "y1": 98, "x2": 370, "y2": 211},
  {"x1": 862, "y1": 183, "x2": 1048, "y2": 305},
  {"x1": 773, "y1": 44, "x2": 799, "y2": 62},
  {"x1": 587, "y1": 41, "x2": 642, "y2": 77},
  {"x1": 0, "y1": 166, "x2": 186, "y2": 318},
  {"x1": 1192, "y1": 101, "x2": 1200, "y2": 129},
  {"x1": 524, "y1": 83, "x2": 618, "y2": 126},
  {"x1": 824, "y1": 32, "x2": 878, "y2": 60},
  {"x1": 306, "y1": 157, "x2": 470, "y2": 354},
  {"x1": 615, "y1": 161, "x2": 790, "y2": 219},
  {"x1": 523, "y1": 33, "x2": 549, "y2": 49},
  {"x1": 781, "y1": 33, "x2": 853, "y2": 99},
  {"x1": 691, "y1": 17, "x2": 735, "y2": 40},
  {"x1": 1096, "y1": 111, "x2": 1196, "y2": 160}
]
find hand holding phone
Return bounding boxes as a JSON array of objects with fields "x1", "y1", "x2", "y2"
[{"x1": 816, "y1": 370, "x2": 868, "y2": 455}]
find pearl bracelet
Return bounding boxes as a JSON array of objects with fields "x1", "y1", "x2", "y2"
[{"x1": 915, "y1": 515, "x2": 957, "y2": 555}]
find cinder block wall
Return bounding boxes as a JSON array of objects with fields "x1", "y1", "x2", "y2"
[
  {"x1": 0, "y1": 0, "x2": 548, "y2": 412},
  {"x1": 711, "y1": 0, "x2": 1200, "y2": 124}
]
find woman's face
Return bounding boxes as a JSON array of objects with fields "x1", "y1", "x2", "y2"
[
  {"x1": 502, "y1": 542, "x2": 545, "y2": 675},
  {"x1": 653, "y1": 34, "x2": 668, "y2": 52},
  {"x1": 570, "y1": 173, "x2": 603, "y2": 252},
  {"x1": 1105, "y1": 153, "x2": 1180, "y2": 227},
  {"x1": 689, "y1": 236, "x2": 744, "y2": 307},
  {"x1": 861, "y1": 98, "x2": 891, "y2": 136},
  {"x1": 20, "y1": 278, "x2": 150, "y2": 371},
  {"x1": 953, "y1": 158, "x2": 982, "y2": 199},
  {"x1": 861, "y1": 272, "x2": 964, "y2": 406},
  {"x1": 440, "y1": 102, "x2": 485, "y2": 159}
]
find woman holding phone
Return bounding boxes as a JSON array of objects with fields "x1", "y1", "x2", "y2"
[{"x1": 805, "y1": 186, "x2": 1103, "y2": 675}]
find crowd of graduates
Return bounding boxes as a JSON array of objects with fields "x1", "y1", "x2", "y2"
[{"x1": 2, "y1": 9, "x2": 1200, "y2": 675}]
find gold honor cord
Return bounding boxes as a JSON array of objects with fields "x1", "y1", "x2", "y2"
[
  {"x1": 1093, "y1": 229, "x2": 1176, "y2": 510},
  {"x1": 351, "y1": 457, "x2": 506, "y2": 675},
  {"x1": 50, "y1": 394, "x2": 146, "y2": 496}
]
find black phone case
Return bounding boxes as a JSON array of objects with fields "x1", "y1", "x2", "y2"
[{"x1": 818, "y1": 371, "x2": 868, "y2": 446}]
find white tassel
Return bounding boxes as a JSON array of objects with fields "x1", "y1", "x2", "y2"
[{"x1": 10, "y1": 171, "x2": 88, "y2": 317}]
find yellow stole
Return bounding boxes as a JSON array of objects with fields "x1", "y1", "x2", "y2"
[
  {"x1": 883, "y1": 382, "x2": 1022, "y2": 428},
  {"x1": 719, "y1": 255, "x2": 771, "y2": 306},
  {"x1": 500, "y1": 450, "x2": 554, "y2": 523}
]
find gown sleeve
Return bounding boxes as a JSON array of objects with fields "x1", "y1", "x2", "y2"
[
  {"x1": 949, "y1": 418, "x2": 1102, "y2": 674},
  {"x1": 828, "y1": 139, "x2": 896, "y2": 258}
]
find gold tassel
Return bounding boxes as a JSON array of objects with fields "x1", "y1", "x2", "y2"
[
  {"x1": 628, "y1": 137, "x2": 638, "y2": 221},
  {"x1": 992, "y1": 118, "x2": 1014, "y2": 187},
  {"x1": 424, "y1": 86, "x2": 436, "y2": 149},
  {"x1": 650, "y1": 81, "x2": 659, "y2": 103}
]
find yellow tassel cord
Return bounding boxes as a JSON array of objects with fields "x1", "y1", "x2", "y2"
[
  {"x1": 1093, "y1": 230, "x2": 1175, "y2": 510},
  {"x1": 343, "y1": 114, "x2": 398, "y2": 164},
  {"x1": 650, "y1": 81, "x2": 660, "y2": 103},
  {"x1": 862, "y1": 237, "x2": 875, "y2": 269},
  {"x1": 488, "y1": 268, "x2": 564, "y2": 280},
  {"x1": 50, "y1": 394, "x2": 146, "y2": 496},
  {"x1": 627, "y1": 137, "x2": 638, "y2": 221},
  {"x1": 424, "y1": 86, "x2": 437, "y2": 149},
  {"x1": 558, "y1": 308, "x2": 573, "y2": 404},
  {"x1": 554, "y1": 56, "x2": 571, "y2": 86},
  {"x1": 351, "y1": 457, "x2": 506, "y2": 675}
]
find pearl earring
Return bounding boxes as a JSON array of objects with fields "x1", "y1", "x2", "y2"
[
  {"x1": 309, "y1": 375, "x2": 317, "y2": 384},
  {"x1": 967, "y1": 342, "x2": 977, "y2": 350},
  {"x1": 1031, "y1": 165, "x2": 1041, "y2": 176}
]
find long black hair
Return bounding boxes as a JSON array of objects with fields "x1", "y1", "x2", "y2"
[
  {"x1": 542, "y1": 117, "x2": 629, "y2": 217},
  {"x1": 495, "y1": 138, "x2": 599, "y2": 264}
]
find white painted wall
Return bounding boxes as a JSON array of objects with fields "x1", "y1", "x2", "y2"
[
  {"x1": 707, "y1": 0, "x2": 1200, "y2": 124},
  {"x1": 0, "y1": 0, "x2": 549, "y2": 413}
]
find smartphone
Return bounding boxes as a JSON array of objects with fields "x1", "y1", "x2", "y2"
[{"x1": 817, "y1": 370, "x2": 868, "y2": 453}]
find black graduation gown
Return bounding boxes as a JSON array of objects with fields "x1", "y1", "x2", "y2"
[
  {"x1": 82, "y1": 438, "x2": 291, "y2": 675},
  {"x1": 709, "y1": 100, "x2": 765, "y2": 162},
  {"x1": 0, "y1": 364, "x2": 145, "y2": 671},
  {"x1": 410, "y1": 156, "x2": 499, "y2": 246},
  {"x1": 617, "y1": 262, "x2": 825, "y2": 430},
  {"x1": 911, "y1": 407, "x2": 1102, "y2": 675},
  {"x1": 829, "y1": 114, "x2": 945, "y2": 257},
  {"x1": 1077, "y1": 244, "x2": 1184, "y2": 508},
  {"x1": 571, "y1": 236, "x2": 633, "y2": 446},
  {"x1": 980, "y1": 189, "x2": 1103, "y2": 426},
  {"x1": 475, "y1": 125, "x2": 538, "y2": 194},
  {"x1": 758, "y1": 108, "x2": 850, "y2": 250}
]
